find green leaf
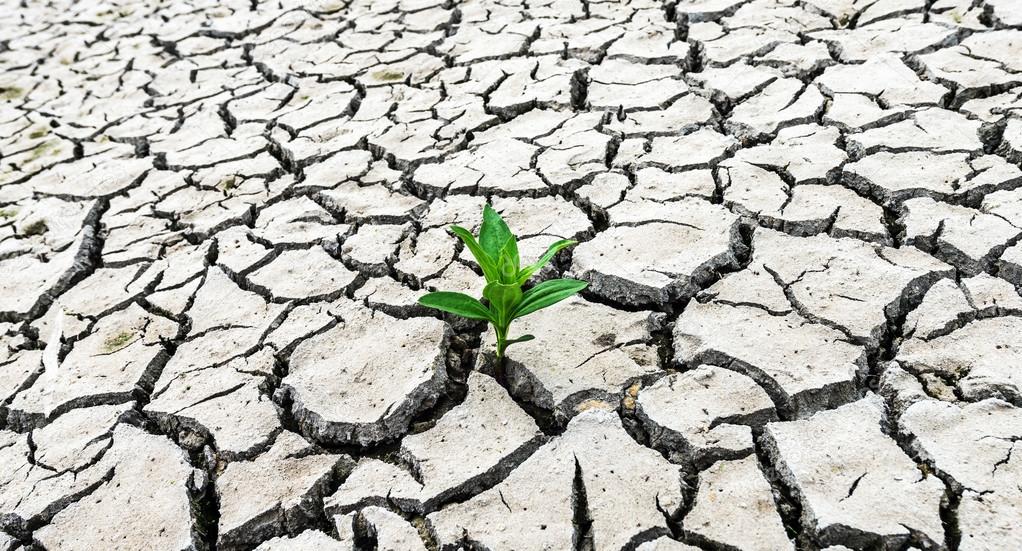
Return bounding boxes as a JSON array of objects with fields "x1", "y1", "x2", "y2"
[
  {"x1": 419, "y1": 292, "x2": 493, "y2": 321},
  {"x1": 483, "y1": 282, "x2": 523, "y2": 325},
  {"x1": 497, "y1": 247, "x2": 518, "y2": 284},
  {"x1": 501, "y1": 233, "x2": 519, "y2": 273},
  {"x1": 505, "y1": 334, "x2": 535, "y2": 345},
  {"x1": 516, "y1": 239, "x2": 577, "y2": 285},
  {"x1": 479, "y1": 204, "x2": 515, "y2": 263},
  {"x1": 512, "y1": 279, "x2": 588, "y2": 319},
  {"x1": 450, "y1": 225, "x2": 498, "y2": 282}
]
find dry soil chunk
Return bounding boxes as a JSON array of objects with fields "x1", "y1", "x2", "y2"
[
  {"x1": 480, "y1": 297, "x2": 660, "y2": 419},
  {"x1": 751, "y1": 229, "x2": 952, "y2": 344},
  {"x1": 255, "y1": 530, "x2": 352, "y2": 550},
  {"x1": 145, "y1": 348, "x2": 281, "y2": 459},
  {"x1": 901, "y1": 399, "x2": 1021, "y2": 493},
  {"x1": 30, "y1": 404, "x2": 130, "y2": 472},
  {"x1": 602, "y1": 94, "x2": 716, "y2": 137},
  {"x1": 570, "y1": 199, "x2": 742, "y2": 307},
  {"x1": 878, "y1": 363, "x2": 931, "y2": 414},
  {"x1": 327, "y1": 372, "x2": 542, "y2": 513},
  {"x1": 999, "y1": 242, "x2": 1022, "y2": 284},
  {"x1": 0, "y1": 406, "x2": 128, "y2": 534},
  {"x1": 720, "y1": 161, "x2": 886, "y2": 241},
  {"x1": 815, "y1": 53, "x2": 947, "y2": 107},
  {"x1": 587, "y1": 59, "x2": 688, "y2": 111},
  {"x1": 726, "y1": 79, "x2": 825, "y2": 140},
  {"x1": 398, "y1": 372, "x2": 542, "y2": 505},
  {"x1": 636, "y1": 538, "x2": 700, "y2": 551},
  {"x1": 413, "y1": 137, "x2": 545, "y2": 196},
  {"x1": 316, "y1": 181, "x2": 426, "y2": 224},
  {"x1": 987, "y1": 0, "x2": 1022, "y2": 26},
  {"x1": 998, "y1": 118, "x2": 1022, "y2": 164},
  {"x1": 900, "y1": 399, "x2": 1022, "y2": 550},
  {"x1": 824, "y1": 93, "x2": 910, "y2": 130},
  {"x1": 683, "y1": 456, "x2": 793, "y2": 551},
  {"x1": 340, "y1": 224, "x2": 404, "y2": 274},
  {"x1": 217, "y1": 431, "x2": 353, "y2": 548},
  {"x1": 279, "y1": 308, "x2": 449, "y2": 445},
  {"x1": 901, "y1": 197, "x2": 1021, "y2": 275},
  {"x1": 673, "y1": 0, "x2": 752, "y2": 21},
  {"x1": 690, "y1": 61, "x2": 780, "y2": 102},
  {"x1": 674, "y1": 299, "x2": 866, "y2": 417},
  {"x1": 0, "y1": 229, "x2": 97, "y2": 319},
  {"x1": 426, "y1": 409, "x2": 682, "y2": 551},
  {"x1": 252, "y1": 196, "x2": 348, "y2": 246},
  {"x1": 693, "y1": 25, "x2": 798, "y2": 67},
  {"x1": 902, "y1": 274, "x2": 1022, "y2": 340},
  {"x1": 812, "y1": 19, "x2": 955, "y2": 62},
  {"x1": 607, "y1": 22, "x2": 691, "y2": 64},
  {"x1": 903, "y1": 279, "x2": 973, "y2": 340},
  {"x1": 393, "y1": 226, "x2": 459, "y2": 284},
  {"x1": 844, "y1": 152, "x2": 1021, "y2": 205},
  {"x1": 756, "y1": 41, "x2": 834, "y2": 78},
  {"x1": 327, "y1": 458, "x2": 425, "y2": 515},
  {"x1": 730, "y1": 124, "x2": 846, "y2": 185},
  {"x1": 338, "y1": 507, "x2": 427, "y2": 551},
  {"x1": 247, "y1": 246, "x2": 357, "y2": 301},
  {"x1": 34, "y1": 425, "x2": 197, "y2": 551},
  {"x1": 7, "y1": 303, "x2": 177, "y2": 425},
  {"x1": 0, "y1": 350, "x2": 42, "y2": 405},
  {"x1": 897, "y1": 317, "x2": 1022, "y2": 406},
  {"x1": 920, "y1": 31, "x2": 1022, "y2": 99},
  {"x1": 154, "y1": 268, "x2": 285, "y2": 392},
  {"x1": 632, "y1": 128, "x2": 739, "y2": 170},
  {"x1": 216, "y1": 226, "x2": 273, "y2": 275},
  {"x1": 763, "y1": 395, "x2": 945, "y2": 548},
  {"x1": 636, "y1": 366, "x2": 776, "y2": 463},
  {"x1": 847, "y1": 108, "x2": 983, "y2": 156}
]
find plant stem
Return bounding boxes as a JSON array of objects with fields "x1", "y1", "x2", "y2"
[{"x1": 495, "y1": 324, "x2": 508, "y2": 360}]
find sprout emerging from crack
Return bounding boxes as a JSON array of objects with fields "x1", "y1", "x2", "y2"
[{"x1": 419, "y1": 204, "x2": 587, "y2": 360}]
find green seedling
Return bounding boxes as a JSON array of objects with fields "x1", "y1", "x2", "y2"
[{"x1": 419, "y1": 205, "x2": 587, "y2": 360}]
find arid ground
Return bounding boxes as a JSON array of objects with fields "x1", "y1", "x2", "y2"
[{"x1": 1, "y1": 0, "x2": 1022, "y2": 549}]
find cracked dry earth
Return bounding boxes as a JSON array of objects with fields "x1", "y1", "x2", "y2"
[{"x1": 3, "y1": 1, "x2": 1022, "y2": 551}]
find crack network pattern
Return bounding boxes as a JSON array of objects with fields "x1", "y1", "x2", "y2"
[{"x1": 1, "y1": 0, "x2": 1022, "y2": 549}]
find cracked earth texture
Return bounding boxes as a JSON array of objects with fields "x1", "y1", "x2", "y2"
[{"x1": 1, "y1": 0, "x2": 1022, "y2": 549}]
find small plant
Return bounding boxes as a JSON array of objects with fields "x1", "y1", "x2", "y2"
[{"x1": 419, "y1": 205, "x2": 587, "y2": 360}]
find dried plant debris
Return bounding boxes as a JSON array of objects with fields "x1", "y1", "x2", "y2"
[{"x1": 1, "y1": 0, "x2": 1021, "y2": 549}]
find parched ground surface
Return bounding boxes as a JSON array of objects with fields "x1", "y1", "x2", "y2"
[{"x1": 2, "y1": 0, "x2": 1022, "y2": 549}]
